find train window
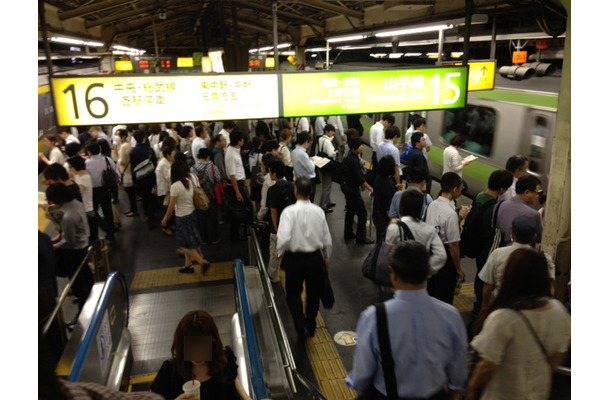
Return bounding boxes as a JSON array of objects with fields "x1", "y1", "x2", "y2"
[
  {"x1": 442, "y1": 106, "x2": 496, "y2": 157},
  {"x1": 527, "y1": 116, "x2": 549, "y2": 173}
]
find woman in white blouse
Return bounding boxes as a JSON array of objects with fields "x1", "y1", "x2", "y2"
[
  {"x1": 161, "y1": 159, "x2": 210, "y2": 273},
  {"x1": 39, "y1": 134, "x2": 66, "y2": 166},
  {"x1": 385, "y1": 190, "x2": 446, "y2": 276},
  {"x1": 466, "y1": 248, "x2": 570, "y2": 400},
  {"x1": 442, "y1": 133, "x2": 472, "y2": 177}
]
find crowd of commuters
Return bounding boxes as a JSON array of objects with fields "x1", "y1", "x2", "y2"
[{"x1": 38, "y1": 115, "x2": 569, "y2": 400}]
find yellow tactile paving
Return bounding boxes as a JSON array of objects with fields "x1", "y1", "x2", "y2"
[
  {"x1": 460, "y1": 282, "x2": 475, "y2": 297},
  {"x1": 129, "y1": 261, "x2": 234, "y2": 291},
  {"x1": 39, "y1": 207, "x2": 50, "y2": 232},
  {"x1": 279, "y1": 270, "x2": 357, "y2": 400},
  {"x1": 127, "y1": 373, "x2": 157, "y2": 393}
]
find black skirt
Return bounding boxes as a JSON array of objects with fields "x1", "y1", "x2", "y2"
[{"x1": 174, "y1": 212, "x2": 203, "y2": 249}]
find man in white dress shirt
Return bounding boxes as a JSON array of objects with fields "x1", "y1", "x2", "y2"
[
  {"x1": 225, "y1": 130, "x2": 252, "y2": 240},
  {"x1": 218, "y1": 121, "x2": 236, "y2": 152},
  {"x1": 424, "y1": 172, "x2": 469, "y2": 305},
  {"x1": 191, "y1": 124, "x2": 209, "y2": 162},
  {"x1": 317, "y1": 124, "x2": 339, "y2": 213},
  {"x1": 276, "y1": 177, "x2": 333, "y2": 340},
  {"x1": 369, "y1": 114, "x2": 395, "y2": 178}
]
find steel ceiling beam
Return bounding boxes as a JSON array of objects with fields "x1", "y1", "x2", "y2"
[
  {"x1": 291, "y1": 0, "x2": 363, "y2": 19},
  {"x1": 85, "y1": 4, "x2": 158, "y2": 28},
  {"x1": 59, "y1": 0, "x2": 135, "y2": 21},
  {"x1": 233, "y1": 0, "x2": 325, "y2": 27}
]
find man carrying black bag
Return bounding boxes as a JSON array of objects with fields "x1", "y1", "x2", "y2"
[
  {"x1": 225, "y1": 130, "x2": 253, "y2": 241},
  {"x1": 347, "y1": 241, "x2": 467, "y2": 399},
  {"x1": 276, "y1": 178, "x2": 332, "y2": 340}
]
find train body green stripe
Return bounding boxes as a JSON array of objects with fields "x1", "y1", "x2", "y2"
[
  {"x1": 473, "y1": 89, "x2": 558, "y2": 109},
  {"x1": 428, "y1": 146, "x2": 499, "y2": 185}
]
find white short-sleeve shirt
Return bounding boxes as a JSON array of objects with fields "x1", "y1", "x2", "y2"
[
  {"x1": 471, "y1": 300, "x2": 571, "y2": 400},
  {"x1": 169, "y1": 179, "x2": 195, "y2": 217},
  {"x1": 424, "y1": 196, "x2": 460, "y2": 244},
  {"x1": 224, "y1": 146, "x2": 246, "y2": 181}
]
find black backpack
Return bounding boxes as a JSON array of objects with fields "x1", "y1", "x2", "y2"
[
  {"x1": 102, "y1": 157, "x2": 119, "y2": 192},
  {"x1": 278, "y1": 181, "x2": 296, "y2": 214},
  {"x1": 460, "y1": 198, "x2": 497, "y2": 258}
]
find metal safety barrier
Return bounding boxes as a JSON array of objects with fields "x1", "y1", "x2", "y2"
[
  {"x1": 247, "y1": 226, "x2": 326, "y2": 400},
  {"x1": 42, "y1": 239, "x2": 111, "y2": 338}
]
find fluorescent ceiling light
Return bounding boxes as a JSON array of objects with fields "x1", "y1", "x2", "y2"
[
  {"x1": 51, "y1": 36, "x2": 104, "y2": 47},
  {"x1": 451, "y1": 52, "x2": 464, "y2": 58},
  {"x1": 311, "y1": 54, "x2": 318, "y2": 57},
  {"x1": 306, "y1": 47, "x2": 328, "y2": 52},
  {"x1": 370, "y1": 53, "x2": 387, "y2": 58},
  {"x1": 277, "y1": 43, "x2": 291, "y2": 49},
  {"x1": 327, "y1": 34, "x2": 366, "y2": 43},
  {"x1": 338, "y1": 45, "x2": 373, "y2": 50},
  {"x1": 258, "y1": 46, "x2": 273, "y2": 51},
  {"x1": 375, "y1": 24, "x2": 452, "y2": 38},
  {"x1": 389, "y1": 53, "x2": 403, "y2": 59},
  {"x1": 404, "y1": 52, "x2": 422, "y2": 56}
]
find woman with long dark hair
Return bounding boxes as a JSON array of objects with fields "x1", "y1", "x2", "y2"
[
  {"x1": 161, "y1": 160, "x2": 210, "y2": 273},
  {"x1": 151, "y1": 310, "x2": 251, "y2": 400},
  {"x1": 466, "y1": 248, "x2": 570, "y2": 400}
]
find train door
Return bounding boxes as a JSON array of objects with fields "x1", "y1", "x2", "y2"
[{"x1": 521, "y1": 111, "x2": 556, "y2": 189}]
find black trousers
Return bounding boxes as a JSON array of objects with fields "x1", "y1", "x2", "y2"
[
  {"x1": 55, "y1": 247, "x2": 94, "y2": 310},
  {"x1": 473, "y1": 250, "x2": 490, "y2": 315},
  {"x1": 226, "y1": 180, "x2": 252, "y2": 240},
  {"x1": 427, "y1": 245, "x2": 457, "y2": 305},
  {"x1": 135, "y1": 175, "x2": 156, "y2": 221},
  {"x1": 342, "y1": 185, "x2": 367, "y2": 240},
  {"x1": 196, "y1": 202, "x2": 219, "y2": 243},
  {"x1": 93, "y1": 187, "x2": 115, "y2": 240},
  {"x1": 124, "y1": 185, "x2": 138, "y2": 213},
  {"x1": 283, "y1": 251, "x2": 325, "y2": 334},
  {"x1": 309, "y1": 177, "x2": 317, "y2": 202}
]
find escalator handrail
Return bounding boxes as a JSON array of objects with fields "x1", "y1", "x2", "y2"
[
  {"x1": 68, "y1": 271, "x2": 128, "y2": 382},
  {"x1": 234, "y1": 259, "x2": 270, "y2": 400},
  {"x1": 248, "y1": 227, "x2": 296, "y2": 371},
  {"x1": 248, "y1": 227, "x2": 325, "y2": 399}
]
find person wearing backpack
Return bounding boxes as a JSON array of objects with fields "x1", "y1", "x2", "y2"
[
  {"x1": 265, "y1": 160, "x2": 296, "y2": 283},
  {"x1": 130, "y1": 130, "x2": 158, "y2": 229},
  {"x1": 385, "y1": 191, "x2": 446, "y2": 276},
  {"x1": 461, "y1": 170, "x2": 513, "y2": 316}
]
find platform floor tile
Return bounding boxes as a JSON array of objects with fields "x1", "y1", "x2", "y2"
[{"x1": 129, "y1": 261, "x2": 234, "y2": 291}]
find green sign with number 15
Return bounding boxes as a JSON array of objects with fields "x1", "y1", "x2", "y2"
[{"x1": 281, "y1": 66, "x2": 468, "y2": 117}]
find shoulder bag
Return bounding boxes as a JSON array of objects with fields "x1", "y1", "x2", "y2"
[
  {"x1": 132, "y1": 148, "x2": 155, "y2": 181},
  {"x1": 102, "y1": 157, "x2": 119, "y2": 191},
  {"x1": 356, "y1": 303, "x2": 399, "y2": 400},
  {"x1": 362, "y1": 221, "x2": 412, "y2": 287},
  {"x1": 487, "y1": 200, "x2": 505, "y2": 258},
  {"x1": 191, "y1": 176, "x2": 210, "y2": 211},
  {"x1": 212, "y1": 164, "x2": 225, "y2": 205}
]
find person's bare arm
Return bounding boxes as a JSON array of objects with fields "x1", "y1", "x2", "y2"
[
  {"x1": 230, "y1": 175, "x2": 243, "y2": 202},
  {"x1": 482, "y1": 283, "x2": 494, "y2": 310},
  {"x1": 465, "y1": 359, "x2": 498, "y2": 400}
]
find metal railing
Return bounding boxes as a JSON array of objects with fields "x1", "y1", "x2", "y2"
[
  {"x1": 234, "y1": 259, "x2": 271, "y2": 400},
  {"x1": 42, "y1": 239, "x2": 111, "y2": 337},
  {"x1": 247, "y1": 226, "x2": 326, "y2": 399}
]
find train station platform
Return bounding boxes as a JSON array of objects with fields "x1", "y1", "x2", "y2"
[{"x1": 39, "y1": 175, "x2": 570, "y2": 399}]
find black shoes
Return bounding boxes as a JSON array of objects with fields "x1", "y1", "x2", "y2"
[
  {"x1": 356, "y1": 238, "x2": 375, "y2": 244},
  {"x1": 326, "y1": 202, "x2": 336, "y2": 208},
  {"x1": 179, "y1": 265, "x2": 195, "y2": 273},
  {"x1": 202, "y1": 263, "x2": 211, "y2": 274},
  {"x1": 323, "y1": 207, "x2": 333, "y2": 214}
]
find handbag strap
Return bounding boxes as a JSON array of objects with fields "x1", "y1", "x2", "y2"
[
  {"x1": 396, "y1": 220, "x2": 415, "y2": 242},
  {"x1": 515, "y1": 310, "x2": 549, "y2": 360},
  {"x1": 375, "y1": 303, "x2": 399, "y2": 400}
]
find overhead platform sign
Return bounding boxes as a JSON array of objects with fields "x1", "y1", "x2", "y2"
[
  {"x1": 281, "y1": 66, "x2": 468, "y2": 117},
  {"x1": 51, "y1": 74, "x2": 280, "y2": 125},
  {"x1": 468, "y1": 60, "x2": 496, "y2": 91}
]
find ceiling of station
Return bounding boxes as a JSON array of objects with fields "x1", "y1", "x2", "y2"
[{"x1": 40, "y1": 0, "x2": 567, "y2": 65}]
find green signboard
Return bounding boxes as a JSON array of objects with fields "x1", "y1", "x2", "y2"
[{"x1": 281, "y1": 66, "x2": 468, "y2": 117}]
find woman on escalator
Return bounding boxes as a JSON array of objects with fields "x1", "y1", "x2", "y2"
[{"x1": 151, "y1": 310, "x2": 251, "y2": 400}]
